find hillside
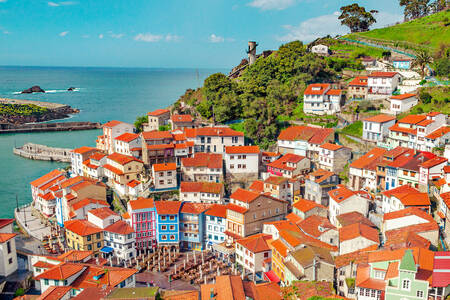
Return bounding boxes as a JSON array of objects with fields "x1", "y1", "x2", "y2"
[{"x1": 346, "y1": 9, "x2": 450, "y2": 53}]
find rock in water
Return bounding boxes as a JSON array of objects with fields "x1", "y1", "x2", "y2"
[
  {"x1": 68, "y1": 87, "x2": 76, "y2": 91},
  {"x1": 21, "y1": 86, "x2": 45, "y2": 93}
]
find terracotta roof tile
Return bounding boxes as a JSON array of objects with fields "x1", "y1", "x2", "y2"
[
  {"x1": 320, "y1": 143, "x2": 344, "y2": 151},
  {"x1": 237, "y1": 233, "x2": 271, "y2": 253},
  {"x1": 426, "y1": 126, "x2": 450, "y2": 140},
  {"x1": 225, "y1": 145, "x2": 260, "y2": 154},
  {"x1": 64, "y1": 219, "x2": 103, "y2": 236},
  {"x1": 57, "y1": 250, "x2": 93, "y2": 262},
  {"x1": 107, "y1": 152, "x2": 143, "y2": 165},
  {"x1": 103, "y1": 120, "x2": 123, "y2": 128},
  {"x1": 382, "y1": 185, "x2": 430, "y2": 207},
  {"x1": 278, "y1": 126, "x2": 333, "y2": 144},
  {"x1": 105, "y1": 220, "x2": 134, "y2": 235},
  {"x1": 339, "y1": 223, "x2": 379, "y2": 243},
  {"x1": 326, "y1": 89, "x2": 342, "y2": 96},
  {"x1": 293, "y1": 198, "x2": 325, "y2": 213},
  {"x1": 148, "y1": 109, "x2": 170, "y2": 116},
  {"x1": 335, "y1": 251, "x2": 370, "y2": 268},
  {"x1": 35, "y1": 262, "x2": 85, "y2": 280},
  {"x1": 30, "y1": 169, "x2": 64, "y2": 188},
  {"x1": 180, "y1": 181, "x2": 223, "y2": 194},
  {"x1": 0, "y1": 233, "x2": 16, "y2": 243},
  {"x1": 186, "y1": 127, "x2": 244, "y2": 137},
  {"x1": 153, "y1": 162, "x2": 177, "y2": 171},
  {"x1": 72, "y1": 146, "x2": 96, "y2": 155},
  {"x1": 114, "y1": 132, "x2": 139, "y2": 143},
  {"x1": 268, "y1": 153, "x2": 307, "y2": 171},
  {"x1": 230, "y1": 188, "x2": 260, "y2": 203},
  {"x1": 205, "y1": 204, "x2": 227, "y2": 218},
  {"x1": 336, "y1": 211, "x2": 376, "y2": 228},
  {"x1": 171, "y1": 114, "x2": 193, "y2": 122},
  {"x1": 88, "y1": 207, "x2": 118, "y2": 220},
  {"x1": 37, "y1": 286, "x2": 72, "y2": 300},
  {"x1": 270, "y1": 239, "x2": 289, "y2": 257},
  {"x1": 304, "y1": 83, "x2": 330, "y2": 95},
  {"x1": 181, "y1": 152, "x2": 222, "y2": 169},
  {"x1": 390, "y1": 93, "x2": 416, "y2": 100},
  {"x1": 286, "y1": 212, "x2": 303, "y2": 224},
  {"x1": 384, "y1": 230, "x2": 431, "y2": 250},
  {"x1": 180, "y1": 202, "x2": 213, "y2": 214},
  {"x1": 364, "y1": 114, "x2": 396, "y2": 123},
  {"x1": 249, "y1": 180, "x2": 264, "y2": 193},
  {"x1": 368, "y1": 71, "x2": 399, "y2": 78},
  {"x1": 350, "y1": 147, "x2": 386, "y2": 170},
  {"x1": 298, "y1": 215, "x2": 335, "y2": 238},
  {"x1": 154, "y1": 201, "x2": 182, "y2": 215},
  {"x1": 328, "y1": 185, "x2": 356, "y2": 203},
  {"x1": 71, "y1": 198, "x2": 108, "y2": 212},
  {"x1": 348, "y1": 76, "x2": 368, "y2": 86},
  {"x1": 226, "y1": 203, "x2": 248, "y2": 214},
  {"x1": 398, "y1": 114, "x2": 427, "y2": 125}
]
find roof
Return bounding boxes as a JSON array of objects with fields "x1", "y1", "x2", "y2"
[
  {"x1": 262, "y1": 151, "x2": 279, "y2": 157},
  {"x1": 161, "y1": 290, "x2": 199, "y2": 300},
  {"x1": 181, "y1": 152, "x2": 223, "y2": 169},
  {"x1": 180, "y1": 202, "x2": 212, "y2": 214},
  {"x1": 249, "y1": 180, "x2": 264, "y2": 193},
  {"x1": 426, "y1": 126, "x2": 450, "y2": 140},
  {"x1": 225, "y1": 145, "x2": 260, "y2": 154},
  {"x1": 385, "y1": 221, "x2": 438, "y2": 238},
  {"x1": 335, "y1": 251, "x2": 370, "y2": 268},
  {"x1": 148, "y1": 108, "x2": 170, "y2": 116},
  {"x1": 320, "y1": 143, "x2": 344, "y2": 151},
  {"x1": 106, "y1": 287, "x2": 159, "y2": 299},
  {"x1": 33, "y1": 261, "x2": 57, "y2": 269},
  {"x1": 298, "y1": 215, "x2": 335, "y2": 238},
  {"x1": 278, "y1": 229, "x2": 338, "y2": 252},
  {"x1": 285, "y1": 212, "x2": 303, "y2": 224},
  {"x1": 88, "y1": 207, "x2": 118, "y2": 220},
  {"x1": 64, "y1": 219, "x2": 103, "y2": 236},
  {"x1": 398, "y1": 114, "x2": 427, "y2": 125},
  {"x1": 205, "y1": 204, "x2": 227, "y2": 218},
  {"x1": 37, "y1": 286, "x2": 72, "y2": 300},
  {"x1": 0, "y1": 218, "x2": 14, "y2": 230},
  {"x1": 57, "y1": 250, "x2": 93, "y2": 262},
  {"x1": 328, "y1": 185, "x2": 356, "y2": 203},
  {"x1": 384, "y1": 230, "x2": 431, "y2": 250},
  {"x1": 419, "y1": 156, "x2": 447, "y2": 168},
  {"x1": 236, "y1": 233, "x2": 271, "y2": 253},
  {"x1": 277, "y1": 126, "x2": 333, "y2": 144},
  {"x1": 127, "y1": 179, "x2": 141, "y2": 188},
  {"x1": 268, "y1": 153, "x2": 307, "y2": 171},
  {"x1": 226, "y1": 203, "x2": 249, "y2": 214},
  {"x1": 105, "y1": 220, "x2": 134, "y2": 235},
  {"x1": 339, "y1": 223, "x2": 379, "y2": 244},
  {"x1": 303, "y1": 83, "x2": 330, "y2": 95},
  {"x1": 307, "y1": 168, "x2": 336, "y2": 184},
  {"x1": 71, "y1": 198, "x2": 108, "y2": 212},
  {"x1": 289, "y1": 245, "x2": 334, "y2": 267},
  {"x1": 433, "y1": 252, "x2": 450, "y2": 287},
  {"x1": 364, "y1": 114, "x2": 396, "y2": 123},
  {"x1": 114, "y1": 132, "x2": 139, "y2": 143},
  {"x1": 141, "y1": 130, "x2": 173, "y2": 140},
  {"x1": 391, "y1": 93, "x2": 417, "y2": 100},
  {"x1": 350, "y1": 147, "x2": 386, "y2": 170},
  {"x1": 264, "y1": 176, "x2": 288, "y2": 185},
  {"x1": 293, "y1": 198, "x2": 325, "y2": 213},
  {"x1": 325, "y1": 89, "x2": 342, "y2": 96},
  {"x1": 59, "y1": 176, "x2": 83, "y2": 189},
  {"x1": 171, "y1": 114, "x2": 193, "y2": 122},
  {"x1": 70, "y1": 265, "x2": 138, "y2": 289},
  {"x1": 389, "y1": 123, "x2": 417, "y2": 135},
  {"x1": 180, "y1": 181, "x2": 223, "y2": 194},
  {"x1": 103, "y1": 164, "x2": 123, "y2": 176},
  {"x1": 35, "y1": 262, "x2": 85, "y2": 280},
  {"x1": 153, "y1": 162, "x2": 177, "y2": 171},
  {"x1": 270, "y1": 239, "x2": 289, "y2": 257},
  {"x1": 200, "y1": 275, "x2": 245, "y2": 300},
  {"x1": 107, "y1": 152, "x2": 143, "y2": 165},
  {"x1": 187, "y1": 127, "x2": 244, "y2": 137},
  {"x1": 230, "y1": 188, "x2": 260, "y2": 203},
  {"x1": 382, "y1": 185, "x2": 430, "y2": 207},
  {"x1": 89, "y1": 152, "x2": 106, "y2": 161},
  {"x1": 336, "y1": 211, "x2": 376, "y2": 228},
  {"x1": 72, "y1": 146, "x2": 96, "y2": 155},
  {"x1": 368, "y1": 71, "x2": 399, "y2": 78},
  {"x1": 103, "y1": 120, "x2": 123, "y2": 128},
  {"x1": 0, "y1": 233, "x2": 16, "y2": 243},
  {"x1": 348, "y1": 76, "x2": 368, "y2": 86},
  {"x1": 30, "y1": 169, "x2": 64, "y2": 188},
  {"x1": 154, "y1": 201, "x2": 182, "y2": 215}
]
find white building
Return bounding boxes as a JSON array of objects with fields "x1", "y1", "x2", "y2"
[
  {"x1": 180, "y1": 181, "x2": 224, "y2": 204},
  {"x1": 224, "y1": 145, "x2": 260, "y2": 178},
  {"x1": 71, "y1": 146, "x2": 97, "y2": 176},
  {"x1": 0, "y1": 219, "x2": 18, "y2": 277},
  {"x1": 338, "y1": 223, "x2": 379, "y2": 255},
  {"x1": 349, "y1": 147, "x2": 387, "y2": 191},
  {"x1": 205, "y1": 204, "x2": 227, "y2": 249},
  {"x1": 389, "y1": 93, "x2": 418, "y2": 115},
  {"x1": 87, "y1": 207, "x2": 120, "y2": 229},
  {"x1": 328, "y1": 185, "x2": 369, "y2": 226},
  {"x1": 381, "y1": 185, "x2": 430, "y2": 214},
  {"x1": 185, "y1": 126, "x2": 244, "y2": 154},
  {"x1": 114, "y1": 133, "x2": 141, "y2": 157},
  {"x1": 152, "y1": 163, "x2": 177, "y2": 190},
  {"x1": 104, "y1": 220, "x2": 136, "y2": 261},
  {"x1": 318, "y1": 143, "x2": 351, "y2": 174},
  {"x1": 181, "y1": 152, "x2": 223, "y2": 183},
  {"x1": 82, "y1": 152, "x2": 107, "y2": 180},
  {"x1": 311, "y1": 44, "x2": 329, "y2": 56},
  {"x1": 96, "y1": 120, "x2": 135, "y2": 154},
  {"x1": 303, "y1": 83, "x2": 342, "y2": 115},
  {"x1": 367, "y1": 72, "x2": 401, "y2": 95},
  {"x1": 235, "y1": 233, "x2": 271, "y2": 275},
  {"x1": 363, "y1": 114, "x2": 396, "y2": 142}
]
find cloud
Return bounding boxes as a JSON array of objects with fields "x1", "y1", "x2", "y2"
[
  {"x1": 48, "y1": 1, "x2": 77, "y2": 7},
  {"x1": 134, "y1": 33, "x2": 180, "y2": 43},
  {"x1": 372, "y1": 11, "x2": 403, "y2": 28},
  {"x1": 98, "y1": 34, "x2": 104, "y2": 39},
  {"x1": 277, "y1": 11, "x2": 346, "y2": 42},
  {"x1": 209, "y1": 34, "x2": 224, "y2": 43},
  {"x1": 59, "y1": 31, "x2": 69, "y2": 37},
  {"x1": 165, "y1": 34, "x2": 181, "y2": 42},
  {"x1": 109, "y1": 33, "x2": 124, "y2": 39},
  {"x1": 248, "y1": 0, "x2": 296, "y2": 11},
  {"x1": 82, "y1": 34, "x2": 90, "y2": 38}
]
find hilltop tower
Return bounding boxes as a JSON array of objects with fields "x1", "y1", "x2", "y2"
[{"x1": 247, "y1": 41, "x2": 258, "y2": 65}]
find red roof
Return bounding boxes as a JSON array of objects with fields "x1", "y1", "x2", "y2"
[
  {"x1": 205, "y1": 204, "x2": 227, "y2": 218},
  {"x1": 180, "y1": 202, "x2": 212, "y2": 214},
  {"x1": 128, "y1": 197, "x2": 154, "y2": 210},
  {"x1": 293, "y1": 198, "x2": 325, "y2": 213},
  {"x1": 426, "y1": 126, "x2": 450, "y2": 140},
  {"x1": 226, "y1": 203, "x2": 248, "y2": 214},
  {"x1": 70, "y1": 265, "x2": 137, "y2": 289},
  {"x1": 368, "y1": 71, "x2": 399, "y2": 78},
  {"x1": 64, "y1": 219, "x2": 102, "y2": 236},
  {"x1": 340, "y1": 223, "x2": 379, "y2": 243},
  {"x1": 103, "y1": 164, "x2": 124, "y2": 175},
  {"x1": 72, "y1": 146, "x2": 96, "y2": 155},
  {"x1": 0, "y1": 233, "x2": 16, "y2": 243},
  {"x1": 383, "y1": 207, "x2": 434, "y2": 222},
  {"x1": 248, "y1": 180, "x2": 264, "y2": 193},
  {"x1": 30, "y1": 169, "x2": 64, "y2": 188},
  {"x1": 154, "y1": 201, "x2": 182, "y2": 215},
  {"x1": 35, "y1": 262, "x2": 85, "y2": 280},
  {"x1": 141, "y1": 130, "x2": 173, "y2": 140},
  {"x1": 230, "y1": 188, "x2": 260, "y2": 203},
  {"x1": 325, "y1": 89, "x2": 342, "y2": 96},
  {"x1": 185, "y1": 127, "x2": 244, "y2": 137},
  {"x1": 328, "y1": 185, "x2": 356, "y2": 203},
  {"x1": 37, "y1": 286, "x2": 72, "y2": 299},
  {"x1": 114, "y1": 132, "x2": 139, "y2": 143},
  {"x1": 103, "y1": 120, "x2": 123, "y2": 128},
  {"x1": 398, "y1": 114, "x2": 427, "y2": 125},
  {"x1": 278, "y1": 126, "x2": 334, "y2": 144},
  {"x1": 364, "y1": 114, "x2": 396, "y2": 123},
  {"x1": 0, "y1": 219, "x2": 14, "y2": 230},
  {"x1": 382, "y1": 185, "x2": 430, "y2": 207},
  {"x1": 148, "y1": 109, "x2": 170, "y2": 116},
  {"x1": 71, "y1": 198, "x2": 108, "y2": 211},
  {"x1": 391, "y1": 93, "x2": 416, "y2": 100},
  {"x1": 304, "y1": 83, "x2": 330, "y2": 95},
  {"x1": 107, "y1": 152, "x2": 143, "y2": 165},
  {"x1": 58, "y1": 250, "x2": 93, "y2": 262},
  {"x1": 298, "y1": 215, "x2": 335, "y2": 238},
  {"x1": 389, "y1": 123, "x2": 417, "y2": 135},
  {"x1": 349, "y1": 76, "x2": 368, "y2": 86},
  {"x1": 153, "y1": 163, "x2": 177, "y2": 172},
  {"x1": 350, "y1": 147, "x2": 386, "y2": 170},
  {"x1": 127, "y1": 179, "x2": 141, "y2": 188},
  {"x1": 105, "y1": 220, "x2": 134, "y2": 235},
  {"x1": 336, "y1": 211, "x2": 375, "y2": 228},
  {"x1": 268, "y1": 153, "x2": 306, "y2": 171},
  {"x1": 88, "y1": 207, "x2": 118, "y2": 220},
  {"x1": 181, "y1": 152, "x2": 222, "y2": 169},
  {"x1": 225, "y1": 145, "x2": 260, "y2": 154},
  {"x1": 419, "y1": 156, "x2": 447, "y2": 168},
  {"x1": 320, "y1": 143, "x2": 344, "y2": 151},
  {"x1": 236, "y1": 233, "x2": 271, "y2": 253},
  {"x1": 180, "y1": 181, "x2": 223, "y2": 194},
  {"x1": 171, "y1": 114, "x2": 193, "y2": 123}
]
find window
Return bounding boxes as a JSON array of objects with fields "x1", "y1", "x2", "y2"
[
  {"x1": 8, "y1": 258, "x2": 13, "y2": 264},
  {"x1": 44, "y1": 279, "x2": 49, "y2": 286},
  {"x1": 161, "y1": 225, "x2": 167, "y2": 230},
  {"x1": 6, "y1": 241, "x2": 11, "y2": 254},
  {"x1": 230, "y1": 164, "x2": 234, "y2": 169},
  {"x1": 161, "y1": 235, "x2": 167, "y2": 240},
  {"x1": 417, "y1": 291, "x2": 424, "y2": 298},
  {"x1": 371, "y1": 289, "x2": 376, "y2": 297},
  {"x1": 402, "y1": 279, "x2": 410, "y2": 290},
  {"x1": 169, "y1": 225, "x2": 175, "y2": 230},
  {"x1": 96, "y1": 233, "x2": 100, "y2": 239},
  {"x1": 88, "y1": 244, "x2": 92, "y2": 250},
  {"x1": 365, "y1": 289, "x2": 370, "y2": 297},
  {"x1": 170, "y1": 235, "x2": 175, "y2": 240},
  {"x1": 169, "y1": 216, "x2": 175, "y2": 221},
  {"x1": 161, "y1": 216, "x2": 167, "y2": 221},
  {"x1": 87, "y1": 235, "x2": 91, "y2": 241}
]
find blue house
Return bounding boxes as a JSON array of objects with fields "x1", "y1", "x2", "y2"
[
  {"x1": 154, "y1": 201, "x2": 182, "y2": 248},
  {"x1": 179, "y1": 203, "x2": 211, "y2": 251},
  {"x1": 393, "y1": 58, "x2": 412, "y2": 70}
]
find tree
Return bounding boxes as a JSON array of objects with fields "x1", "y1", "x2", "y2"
[
  {"x1": 134, "y1": 115, "x2": 148, "y2": 133},
  {"x1": 399, "y1": 0, "x2": 430, "y2": 21},
  {"x1": 412, "y1": 50, "x2": 433, "y2": 78},
  {"x1": 339, "y1": 4, "x2": 378, "y2": 33},
  {"x1": 382, "y1": 50, "x2": 392, "y2": 60}
]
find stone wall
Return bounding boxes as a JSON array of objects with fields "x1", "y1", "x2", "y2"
[
  {"x1": 13, "y1": 143, "x2": 72, "y2": 162},
  {"x1": 0, "y1": 121, "x2": 101, "y2": 133}
]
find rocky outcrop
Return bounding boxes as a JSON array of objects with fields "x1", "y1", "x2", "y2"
[
  {"x1": 21, "y1": 86, "x2": 45, "y2": 94},
  {"x1": 0, "y1": 106, "x2": 80, "y2": 125},
  {"x1": 68, "y1": 87, "x2": 76, "y2": 91}
]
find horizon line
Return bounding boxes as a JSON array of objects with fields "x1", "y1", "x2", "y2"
[{"x1": 0, "y1": 64, "x2": 228, "y2": 71}]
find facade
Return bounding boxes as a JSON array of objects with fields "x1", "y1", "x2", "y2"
[
  {"x1": 179, "y1": 202, "x2": 211, "y2": 250},
  {"x1": 297, "y1": 215, "x2": 338, "y2": 246},
  {"x1": 104, "y1": 220, "x2": 136, "y2": 261},
  {"x1": 311, "y1": 44, "x2": 329, "y2": 55},
  {"x1": 205, "y1": 204, "x2": 227, "y2": 249},
  {"x1": 338, "y1": 223, "x2": 379, "y2": 255},
  {"x1": 235, "y1": 233, "x2": 271, "y2": 275},
  {"x1": 318, "y1": 143, "x2": 351, "y2": 174},
  {"x1": 263, "y1": 176, "x2": 290, "y2": 202},
  {"x1": 113, "y1": 133, "x2": 141, "y2": 156},
  {"x1": 349, "y1": 147, "x2": 387, "y2": 191},
  {"x1": 328, "y1": 185, "x2": 369, "y2": 225},
  {"x1": 154, "y1": 201, "x2": 182, "y2": 247},
  {"x1": 292, "y1": 198, "x2": 327, "y2": 220},
  {"x1": 267, "y1": 153, "x2": 310, "y2": 179},
  {"x1": 367, "y1": 72, "x2": 401, "y2": 95},
  {"x1": 140, "y1": 130, "x2": 175, "y2": 166},
  {"x1": 185, "y1": 126, "x2": 244, "y2": 154},
  {"x1": 30, "y1": 169, "x2": 67, "y2": 217},
  {"x1": 82, "y1": 152, "x2": 107, "y2": 180},
  {"x1": 304, "y1": 168, "x2": 339, "y2": 206},
  {"x1": 152, "y1": 163, "x2": 177, "y2": 191},
  {"x1": 170, "y1": 114, "x2": 194, "y2": 130},
  {"x1": 96, "y1": 120, "x2": 134, "y2": 154},
  {"x1": 363, "y1": 114, "x2": 396, "y2": 142},
  {"x1": 179, "y1": 181, "x2": 224, "y2": 204},
  {"x1": 303, "y1": 83, "x2": 342, "y2": 115},
  {"x1": 181, "y1": 152, "x2": 223, "y2": 183},
  {"x1": 0, "y1": 219, "x2": 18, "y2": 277},
  {"x1": 347, "y1": 76, "x2": 368, "y2": 100},
  {"x1": 390, "y1": 94, "x2": 418, "y2": 115},
  {"x1": 71, "y1": 146, "x2": 97, "y2": 176},
  {"x1": 382, "y1": 185, "x2": 431, "y2": 213},
  {"x1": 224, "y1": 145, "x2": 260, "y2": 180},
  {"x1": 64, "y1": 219, "x2": 103, "y2": 255},
  {"x1": 144, "y1": 109, "x2": 170, "y2": 132},
  {"x1": 104, "y1": 153, "x2": 144, "y2": 187},
  {"x1": 392, "y1": 58, "x2": 412, "y2": 69},
  {"x1": 127, "y1": 197, "x2": 157, "y2": 249}
]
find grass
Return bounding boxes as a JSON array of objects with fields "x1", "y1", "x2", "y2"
[
  {"x1": 327, "y1": 38, "x2": 385, "y2": 58},
  {"x1": 229, "y1": 122, "x2": 246, "y2": 134},
  {"x1": 340, "y1": 121, "x2": 363, "y2": 138},
  {"x1": 398, "y1": 86, "x2": 450, "y2": 118},
  {"x1": 347, "y1": 10, "x2": 450, "y2": 53}
]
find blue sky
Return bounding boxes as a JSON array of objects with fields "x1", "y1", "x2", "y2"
[{"x1": 0, "y1": 0, "x2": 404, "y2": 68}]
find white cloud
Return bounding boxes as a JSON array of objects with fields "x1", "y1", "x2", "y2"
[
  {"x1": 134, "y1": 33, "x2": 163, "y2": 42},
  {"x1": 248, "y1": 0, "x2": 296, "y2": 11},
  {"x1": 98, "y1": 34, "x2": 104, "y2": 39},
  {"x1": 48, "y1": 1, "x2": 77, "y2": 7},
  {"x1": 59, "y1": 31, "x2": 69, "y2": 37},
  {"x1": 209, "y1": 34, "x2": 225, "y2": 43},
  {"x1": 109, "y1": 33, "x2": 124, "y2": 39},
  {"x1": 165, "y1": 34, "x2": 180, "y2": 42},
  {"x1": 372, "y1": 11, "x2": 403, "y2": 28}
]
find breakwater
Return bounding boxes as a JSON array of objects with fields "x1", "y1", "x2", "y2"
[
  {"x1": 13, "y1": 143, "x2": 72, "y2": 162},
  {"x1": 0, "y1": 121, "x2": 101, "y2": 133}
]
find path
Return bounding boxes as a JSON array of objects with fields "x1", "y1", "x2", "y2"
[{"x1": 15, "y1": 204, "x2": 51, "y2": 241}]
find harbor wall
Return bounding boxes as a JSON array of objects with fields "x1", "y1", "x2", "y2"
[
  {"x1": 0, "y1": 121, "x2": 101, "y2": 133},
  {"x1": 13, "y1": 143, "x2": 72, "y2": 162}
]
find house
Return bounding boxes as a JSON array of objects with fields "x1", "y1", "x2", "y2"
[
  {"x1": 179, "y1": 202, "x2": 211, "y2": 251},
  {"x1": 225, "y1": 189, "x2": 288, "y2": 242},
  {"x1": 205, "y1": 204, "x2": 227, "y2": 249},
  {"x1": 82, "y1": 152, "x2": 107, "y2": 180},
  {"x1": 170, "y1": 114, "x2": 194, "y2": 130},
  {"x1": 154, "y1": 201, "x2": 182, "y2": 248},
  {"x1": 424, "y1": 126, "x2": 450, "y2": 153},
  {"x1": 347, "y1": 76, "x2": 368, "y2": 100},
  {"x1": 262, "y1": 151, "x2": 280, "y2": 165},
  {"x1": 277, "y1": 125, "x2": 334, "y2": 160},
  {"x1": 184, "y1": 126, "x2": 244, "y2": 154},
  {"x1": 355, "y1": 248, "x2": 434, "y2": 300},
  {"x1": 335, "y1": 211, "x2": 376, "y2": 229},
  {"x1": 304, "y1": 169, "x2": 339, "y2": 206},
  {"x1": 339, "y1": 223, "x2": 379, "y2": 255},
  {"x1": 179, "y1": 181, "x2": 224, "y2": 204},
  {"x1": 224, "y1": 145, "x2": 260, "y2": 180},
  {"x1": 390, "y1": 94, "x2": 418, "y2": 115},
  {"x1": 267, "y1": 153, "x2": 310, "y2": 179},
  {"x1": 263, "y1": 176, "x2": 290, "y2": 202},
  {"x1": 328, "y1": 185, "x2": 369, "y2": 225},
  {"x1": 181, "y1": 152, "x2": 223, "y2": 183},
  {"x1": 235, "y1": 233, "x2": 272, "y2": 275},
  {"x1": 292, "y1": 198, "x2": 327, "y2": 220},
  {"x1": 103, "y1": 153, "x2": 144, "y2": 193},
  {"x1": 381, "y1": 185, "x2": 431, "y2": 213},
  {"x1": 367, "y1": 71, "x2": 401, "y2": 95},
  {"x1": 140, "y1": 130, "x2": 175, "y2": 166},
  {"x1": 311, "y1": 44, "x2": 329, "y2": 56},
  {"x1": 318, "y1": 143, "x2": 351, "y2": 174},
  {"x1": 68, "y1": 198, "x2": 109, "y2": 222},
  {"x1": 64, "y1": 219, "x2": 103, "y2": 255},
  {"x1": 127, "y1": 197, "x2": 157, "y2": 249},
  {"x1": 349, "y1": 147, "x2": 387, "y2": 191},
  {"x1": 30, "y1": 169, "x2": 67, "y2": 217},
  {"x1": 87, "y1": 207, "x2": 120, "y2": 229},
  {"x1": 361, "y1": 57, "x2": 377, "y2": 67},
  {"x1": 302, "y1": 83, "x2": 342, "y2": 115},
  {"x1": 262, "y1": 220, "x2": 300, "y2": 241},
  {"x1": 96, "y1": 120, "x2": 134, "y2": 154},
  {"x1": 335, "y1": 251, "x2": 370, "y2": 298},
  {"x1": 392, "y1": 57, "x2": 412, "y2": 70},
  {"x1": 297, "y1": 215, "x2": 338, "y2": 246},
  {"x1": 0, "y1": 219, "x2": 18, "y2": 277},
  {"x1": 151, "y1": 163, "x2": 177, "y2": 191},
  {"x1": 144, "y1": 109, "x2": 170, "y2": 132},
  {"x1": 113, "y1": 133, "x2": 141, "y2": 157},
  {"x1": 418, "y1": 155, "x2": 448, "y2": 189},
  {"x1": 363, "y1": 114, "x2": 396, "y2": 142},
  {"x1": 104, "y1": 220, "x2": 136, "y2": 261},
  {"x1": 71, "y1": 147, "x2": 97, "y2": 176}
]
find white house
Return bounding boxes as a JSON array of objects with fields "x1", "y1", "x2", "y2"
[
  {"x1": 311, "y1": 44, "x2": 329, "y2": 56},
  {"x1": 205, "y1": 204, "x2": 227, "y2": 249},
  {"x1": 349, "y1": 147, "x2": 387, "y2": 191},
  {"x1": 180, "y1": 181, "x2": 224, "y2": 204},
  {"x1": 367, "y1": 72, "x2": 401, "y2": 95},
  {"x1": 318, "y1": 143, "x2": 351, "y2": 174},
  {"x1": 328, "y1": 185, "x2": 369, "y2": 226},
  {"x1": 338, "y1": 223, "x2": 379, "y2": 255},
  {"x1": 113, "y1": 133, "x2": 141, "y2": 156},
  {"x1": 303, "y1": 83, "x2": 342, "y2": 115},
  {"x1": 104, "y1": 220, "x2": 136, "y2": 261},
  {"x1": 82, "y1": 152, "x2": 107, "y2": 180},
  {"x1": 390, "y1": 93, "x2": 418, "y2": 115},
  {"x1": 363, "y1": 114, "x2": 396, "y2": 142},
  {"x1": 184, "y1": 126, "x2": 244, "y2": 154},
  {"x1": 96, "y1": 120, "x2": 134, "y2": 154},
  {"x1": 0, "y1": 219, "x2": 18, "y2": 277},
  {"x1": 224, "y1": 145, "x2": 260, "y2": 179},
  {"x1": 419, "y1": 156, "x2": 448, "y2": 188},
  {"x1": 381, "y1": 185, "x2": 430, "y2": 214},
  {"x1": 235, "y1": 233, "x2": 271, "y2": 275},
  {"x1": 87, "y1": 207, "x2": 120, "y2": 229},
  {"x1": 181, "y1": 152, "x2": 223, "y2": 183},
  {"x1": 71, "y1": 146, "x2": 97, "y2": 176},
  {"x1": 152, "y1": 163, "x2": 177, "y2": 191}
]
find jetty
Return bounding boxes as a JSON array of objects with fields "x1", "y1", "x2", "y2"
[
  {"x1": 0, "y1": 121, "x2": 101, "y2": 133},
  {"x1": 13, "y1": 143, "x2": 72, "y2": 162},
  {"x1": 0, "y1": 97, "x2": 70, "y2": 111}
]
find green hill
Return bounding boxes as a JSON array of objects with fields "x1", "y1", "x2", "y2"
[{"x1": 347, "y1": 9, "x2": 450, "y2": 53}]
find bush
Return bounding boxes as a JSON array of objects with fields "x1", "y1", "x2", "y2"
[
  {"x1": 435, "y1": 57, "x2": 450, "y2": 77},
  {"x1": 419, "y1": 90, "x2": 432, "y2": 104},
  {"x1": 419, "y1": 79, "x2": 427, "y2": 85},
  {"x1": 14, "y1": 288, "x2": 25, "y2": 297}
]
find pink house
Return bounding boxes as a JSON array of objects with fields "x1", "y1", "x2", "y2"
[{"x1": 127, "y1": 197, "x2": 157, "y2": 249}]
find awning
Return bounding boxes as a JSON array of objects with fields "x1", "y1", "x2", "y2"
[
  {"x1": 100, "y1": 246, "x2": 114, "y2": 253},
  {"x1": 264, "y1": 270, "x2": 280, "y2": 283}
]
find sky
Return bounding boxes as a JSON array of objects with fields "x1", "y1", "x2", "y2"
[{"x1": 0, "y1": 0, "x2": 404, "y2": 68}]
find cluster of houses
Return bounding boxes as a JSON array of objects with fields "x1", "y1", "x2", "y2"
[{"x1": 19, "y1": 104, "x2": 450, "y2": 300}]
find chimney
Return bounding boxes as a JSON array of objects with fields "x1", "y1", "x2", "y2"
[{"x1": 247, "y1": 41, "x2": 257, "y2": 65}]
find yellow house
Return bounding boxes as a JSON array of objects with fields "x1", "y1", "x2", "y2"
[
  {"x1": 270, "y1": 239, "x2": 289, "y2": 283},
  {"x1": 64, "y1": 219, "x2": 104, "y2": 255}
]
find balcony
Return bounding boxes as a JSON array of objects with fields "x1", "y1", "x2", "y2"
[{"x1": 180, "y1": 228, "x2": 199, "y2": 234}]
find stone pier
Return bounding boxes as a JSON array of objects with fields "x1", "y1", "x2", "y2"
[{"x1": 13, "y1": 143, "x2": 72, "y2": 162}]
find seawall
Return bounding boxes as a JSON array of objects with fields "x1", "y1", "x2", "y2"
[
  {"x1": 0, "y1": 121, "x2": 101, "y2": 133},
  {"x1": 13, "y1": 143, "x2": 72, "y2": 162}
]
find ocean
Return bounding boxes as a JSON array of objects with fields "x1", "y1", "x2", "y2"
[{"x1": 0, "y1": 66, "x2": 223, "y2": 218}]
